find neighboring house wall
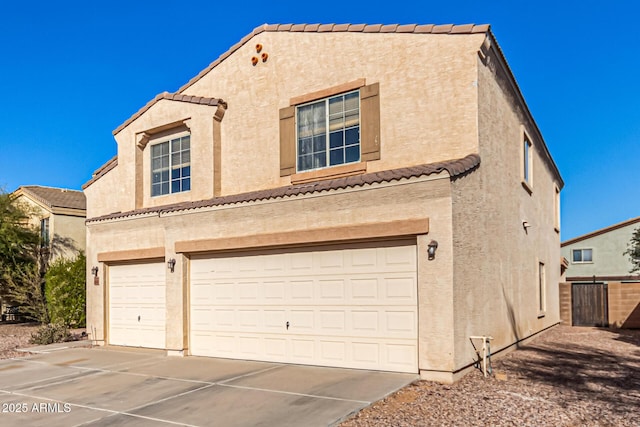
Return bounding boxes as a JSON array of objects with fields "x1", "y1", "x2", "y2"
[
  {"x1": 14, "y1": 191, "x2": 86, "y2": 261},
  {"x1": 561, "y1": 218, "x2": 639, "y2": 280}
]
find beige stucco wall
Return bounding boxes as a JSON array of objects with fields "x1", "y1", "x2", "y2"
[
  {"x1": 110, "y1": 102, "x2": 221, "y2": 213},
  {"x1": 85, "y1": 165, "x2": 120, "y2": 218},
  {"x1": 102, "y1": 31, "x2": 485, "y2": 214},
  {"x1": 86, "y1": 176, "x2": 455, "y2": 370},
  {"x1": 446, "y1": 52, "x2": 562, "y2": 373}
]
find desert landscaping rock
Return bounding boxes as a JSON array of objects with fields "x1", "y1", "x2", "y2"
[{"x1": 341, "y1": 326, "x2": 640, "y2": 427}]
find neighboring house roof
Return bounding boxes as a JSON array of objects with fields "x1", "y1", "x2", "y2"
[
  {"x1": 113, "y1": 92, "x2": 227, "y2": 136},
  {"x1": 14, "y1": 185, "x2": 86, "y2": 212},
  {"x1": 561, "y1": 216, "x2": 640, "y2": 247},
  {"x1": 87, "y1": 153, "x2": 480, "y2": 223},
  {"x1": 83, "y1": 156, "x2": 118, "y2": 190}
]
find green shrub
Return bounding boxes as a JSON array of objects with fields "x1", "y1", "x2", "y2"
[
  {"x1": 44, "y1": 253, "x2": 86, "y2": 328},
  {"x1": 29, "y1": 322, "x2": 71, "y2": 345}
]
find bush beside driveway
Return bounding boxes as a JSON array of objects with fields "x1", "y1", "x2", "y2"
[{"x1": 341, "y1": 325, "x2": 640, "y2": 426}]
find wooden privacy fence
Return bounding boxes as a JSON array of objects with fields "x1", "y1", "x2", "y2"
[{"x1": 559, "y1": 281, "x2": 640, "y2": 328}]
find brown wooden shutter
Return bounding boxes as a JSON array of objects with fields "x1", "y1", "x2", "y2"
[
  {"x1": 360, "y1": 82, "x2": 381, "y2": 161},
  {"x1": 279, "y1": 106, "x2": 296, "y2": 176}
]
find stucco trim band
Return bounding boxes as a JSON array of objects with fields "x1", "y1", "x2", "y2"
[
  {"x1": 175, "y1": 218, "x2": 429, "y2": 254},
  {"x1": 98, "y1": 247, "x2": 166, "y2": 263},
  {"x1": 289, "y1": 78, "x2": 366, "y2": 105}
]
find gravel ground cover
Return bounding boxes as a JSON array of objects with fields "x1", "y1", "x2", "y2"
[
  {"x1": 0, "y1": 322, "x2": 86, "y2": 359},
  {"x1": 0, "y1": 322, "x2": 40, "y2": 359},
  {"x1": 341, "y1": 325, "x2": 640, "y2": 427}
]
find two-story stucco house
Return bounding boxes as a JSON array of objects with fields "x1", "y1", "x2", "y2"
[
  {"x1": 84, "y1": 23, "x2": 563, "y2": 383},
  {"x1": 561, "y1": 217, "x2": 640, "y2": 283}
]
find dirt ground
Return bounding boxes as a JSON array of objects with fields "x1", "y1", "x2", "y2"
[
  {"x1": 341, "y1": 325, "x2": 640, "y2": 426},
  {"x1": 1, "y1": 323, "x2": 638, "y2": 426}
]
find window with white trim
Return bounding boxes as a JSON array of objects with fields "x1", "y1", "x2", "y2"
[
  {"x1": 151, "y1": 134, "x2": 191, "y2": 196},
  {"x1": 296, "y1": 90, "x2": 360, "y2": 172},
  {"x1": 572, "y1": 248, "x2": 593, "y2": 263}
]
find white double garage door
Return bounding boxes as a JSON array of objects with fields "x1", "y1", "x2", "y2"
[{"x1": 109, "y1": 242, "x2": 418, "y2": 373}]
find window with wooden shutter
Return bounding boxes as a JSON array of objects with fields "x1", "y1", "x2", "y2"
[
  {"x1": 279, "y1": 106, "x2": 296, "y2": 176},
  {"x1": 280, "y1": 80, "x2": 381, "y2": 178}
]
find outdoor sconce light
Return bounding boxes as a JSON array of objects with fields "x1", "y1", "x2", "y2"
[
  {"x1": 91, "y1": 266, "x2": 99, "y2": 277},
  {"x1": 255, "y1": 43, "x2": 263, "y2": 53},
  {"x1": 261, "y1": 52, "x2": 269, "y2": 62},
  {"x1": 167, "y1": 258, "x2": 176, "y2": 273},
  {"x1": 251, "y1": 56, "x2": 259, "y2": 66},
  {"x1": 427, "y1": 240, "x2": 438, "y2": 260}
]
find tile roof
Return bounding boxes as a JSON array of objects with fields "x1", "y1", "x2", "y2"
[
  {"x1": 561, "y1": 216, "x2": 640, "y2": 247},
  {"x1": 113, "y1": 92, "x2": 227, "y2": 135},
  {"x1": 17, "y1": 186, "x2": 86, "y2": 211},
  {"x1": 86, "y1": 153, "x2": 480, "y2": 223},
  {"x1": 177, "y1": 23, "x2": 490, "y2": 94}
]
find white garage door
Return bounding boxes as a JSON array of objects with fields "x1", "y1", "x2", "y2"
[
  {"x1": 190, "y1": 242, "x2": 417, "y2": 373},
  {"x1": 109, "y1": 262, "x2": 166, "y2": 349}
]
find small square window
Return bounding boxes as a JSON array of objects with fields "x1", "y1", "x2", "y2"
[{"x1": 572, "y1": 248, "x2": 593, "y2": 263}]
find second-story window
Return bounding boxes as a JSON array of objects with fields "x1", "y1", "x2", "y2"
[
  {"x1": 296, "y1": 90, "x2": 360, "y2": 172},
  {"x1": 572, "y1": 248, "x2": 593, "y2": 263},
  {"x1": 523, "y1": 137, "x2": 532, "y2": 185},
  {"x1": 151, "y1": 134, "x2": 191, "y2": 196}
]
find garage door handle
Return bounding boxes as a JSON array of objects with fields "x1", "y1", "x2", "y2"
[
  {"x1": 286, "y1": 321, "x2": 290, "y2": 330},
  {"x1": 138, "y1": 315, "x2": 141, "y2": 322}
]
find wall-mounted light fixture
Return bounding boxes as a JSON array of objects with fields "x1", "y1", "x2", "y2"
[
  {"x1": 251, "y1": 56, "x2": 258, "y2": 66},
  {"x1": 261, "y1": 52, "x2": 269, "y2": 62},
  {"x1": 167, "y1": 258, "x2": 176, "y2": 273},
  {"x1": 91, "y1": 266, "x2": 99, "y2": 277},
  {"x1": 427, "y1": 240, "x2": 439, "y2": 260},
  {"x1": 255, "y1": 43, "x2": 263, "y2": 53}
]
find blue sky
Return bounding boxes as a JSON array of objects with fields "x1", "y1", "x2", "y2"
[{"x1": 0, "y1": 1, "x2": 638, "y2": 241}]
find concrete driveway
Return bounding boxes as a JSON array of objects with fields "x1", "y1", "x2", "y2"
[{"x1": 0, "y1": 344, "x2": 417, "y2": 426}]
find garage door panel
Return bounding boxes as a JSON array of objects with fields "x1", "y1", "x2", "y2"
[
  {"x1": 291, "y1": 280, "x2": 314, "y2": 300},
  {"x1": 190, "y1": 243, "x2": 417, "y2": 373},
  {"x1": 108, "y1": 263, "x2": 166, "y2": 349}
]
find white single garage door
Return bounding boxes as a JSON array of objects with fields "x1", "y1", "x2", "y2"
[
  {"x1": 190, "y1": 242, "x2": 418, "y2": 373},
  {"x1": 109, "y1": 262, "x2": 166, "y2": 349}
]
